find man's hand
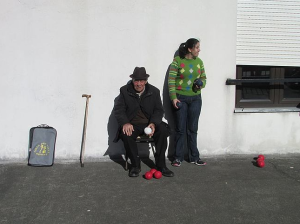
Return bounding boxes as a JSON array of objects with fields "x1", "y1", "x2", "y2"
[
  {"x1": 123, "y1": 123, "x2": 134, "y2": 136},
  {"x1": 148, "y1": 123, "x2": 155, "y2": 137}
]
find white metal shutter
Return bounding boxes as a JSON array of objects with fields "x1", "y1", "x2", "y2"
[{"x1": 236, "y1": 0, "x2": 300, "y2": 66}]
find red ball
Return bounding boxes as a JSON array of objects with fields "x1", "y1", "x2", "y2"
[
  {"x1": 144, "y1": 172, "x2": 153, "y2": 180},
  {"x1": 257, "y1": 157, "x2": 264, "y2": 162},
  {"x1": 257, "y1": 160, "x2": 265, "y2": 168},
  {"x1": 258, "y1": 154, "x2": 265, "y2": 160},
  {"x1": 150, "y1": 169, "x2": 157, "y2": 174},
  {"x1": 154, "y1": 171, "x2": 162, "y2": 179}
]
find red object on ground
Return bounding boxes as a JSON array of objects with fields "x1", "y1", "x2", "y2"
[
  {"x1": 150, "y1": 169, "x2": 157, "y2": 174},
  {"x1": 257, "y1": 159, "x2": 265, "y2": 168},
  {"x1": 154, "y1": 171, "x2": 162, "y2": 179},
  {"x1": 257, "y1": 157, "x2": 264, "y2": 162},
  {"x1": 258, "y1": 154, "x2": 265, "y2": 160},
  {"x1": 144, "y1": 172, "x2": 153, "y2": 180}
]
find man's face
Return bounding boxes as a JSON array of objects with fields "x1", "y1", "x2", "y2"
[
  {"x1": 189, "y1": 42, "x2": 200, "y2": 58},
  {"x1": 133, "y1": 79, "x2": 147, "y2": 92}
]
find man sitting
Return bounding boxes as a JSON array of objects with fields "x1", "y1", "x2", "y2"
[{"x1": 114, "y1": 67, "x2": 174, "y2": 178}]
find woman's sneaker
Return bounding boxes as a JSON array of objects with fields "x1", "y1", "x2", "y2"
[
  {"x1": 191, "y1": 159, "x2": 206, "y2": 166},
  {"x1": 171, "y1": 159, "x2": 181, "y2": 167}
]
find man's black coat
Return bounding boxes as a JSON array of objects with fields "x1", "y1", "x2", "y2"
[{"x1": 113, "y1": 81, "x2": 164, "y2": 142}]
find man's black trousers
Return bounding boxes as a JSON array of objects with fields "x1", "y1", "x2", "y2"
[{"x1": 119, "y1": 123, "x2": 168, "y2": 169}]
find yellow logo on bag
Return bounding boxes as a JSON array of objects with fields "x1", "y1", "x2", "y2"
[{"x1": 34, "y1": 143, "x2": 50, "y2": 156}]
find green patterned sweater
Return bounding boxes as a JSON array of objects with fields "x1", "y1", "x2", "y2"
[{"x1": 168, "y1": 56, "x2": 207, "y2": 100}]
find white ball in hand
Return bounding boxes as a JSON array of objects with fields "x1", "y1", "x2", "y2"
[{"x1": 144, "y1": 127, "x2": 152, "y2": 135}]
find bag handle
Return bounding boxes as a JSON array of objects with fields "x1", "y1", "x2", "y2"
[{"x1": 37, "y1": 124, "x2": 50, "y2": 128}]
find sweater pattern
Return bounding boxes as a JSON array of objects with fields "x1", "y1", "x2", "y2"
[{"x1": 168, "y1": 56, "x2": 207, "y2": 100}]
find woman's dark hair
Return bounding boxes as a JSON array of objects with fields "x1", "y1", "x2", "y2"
[{"x1": 178, "y1": 38, "x2": 199, "y2": 59}]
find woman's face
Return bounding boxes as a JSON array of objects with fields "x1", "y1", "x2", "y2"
[{"x1": 189, "y1": 42, "x2": 200, "y2": 58}]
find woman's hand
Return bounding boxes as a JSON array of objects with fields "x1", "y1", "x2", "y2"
[{"x1": 172, "y1": 99, "x2": 181, "y2": 109}]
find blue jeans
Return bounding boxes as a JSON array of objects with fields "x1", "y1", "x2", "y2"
[{"x1": 174, "y1": 94, "x2": 202, "y2": 162}]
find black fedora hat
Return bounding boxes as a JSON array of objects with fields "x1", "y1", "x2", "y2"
[{"x1": 129, "y1": 67, "x2": 150, "y2": 80}]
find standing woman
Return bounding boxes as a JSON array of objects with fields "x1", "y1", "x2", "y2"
[{"x1": 168, "y1": 38, "x2": 207, "y2": 167}]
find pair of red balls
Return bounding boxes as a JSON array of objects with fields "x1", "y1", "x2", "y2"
[
  {"x1": 257, "y1": 154, "x2": 265, "y2": 168},
  {"x1": 144, "y1": 169, "x2": 162, "y2": 180}
]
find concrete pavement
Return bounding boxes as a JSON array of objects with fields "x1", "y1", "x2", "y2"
[{"x1": 1, "y1": 154, "x2": 300, "y2": 224}]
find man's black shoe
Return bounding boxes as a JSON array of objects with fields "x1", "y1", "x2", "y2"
[
  {"x1": 129, "y1": 167, "x2": 140, "y2": 177},
  {"x1": 158, "y1": 167, "x2": 174, "y2": 177}
]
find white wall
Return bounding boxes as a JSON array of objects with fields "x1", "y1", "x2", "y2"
[{"x1": 0, "y1": 0, "x2": 299, "y2": 161}]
